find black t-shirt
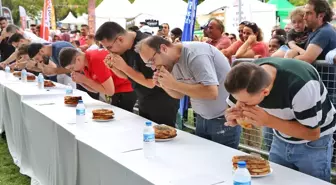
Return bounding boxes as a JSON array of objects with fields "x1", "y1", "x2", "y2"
[
  {"x1": 0, "y1": 35, "x2": 15, "y2": 62},
  {"x1": 286, "y1": 28, "x2": 310, "y2": 49},
  {"x1": 121, "y1": 31, "x2": 179, "y2": 107}
]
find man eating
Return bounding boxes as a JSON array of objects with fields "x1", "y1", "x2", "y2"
[{"x1": 224, "y1": 58, "x2": 336, "y2": 182}]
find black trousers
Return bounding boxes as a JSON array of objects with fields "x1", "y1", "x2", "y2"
[
  {"x1": 138, "y1": 96, "x2": 179, "y2": 128},
  {"x1": 111, "y1": 91, "x2": 137, "y2": 112},
  {"x1": 76, "y1": 84, "x2": 100, "y2": 100}
]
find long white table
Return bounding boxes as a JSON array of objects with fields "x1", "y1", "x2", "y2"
[{"x1": 0, "y1": 70, "x2": 333, "y2": 185}]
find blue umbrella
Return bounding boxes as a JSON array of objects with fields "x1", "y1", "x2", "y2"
[{"x1": 179, "y1": 0, "x2": 198, "y2": 117}]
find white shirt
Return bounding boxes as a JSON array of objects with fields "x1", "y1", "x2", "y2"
[
  {"x1": 23, "y1": 31, "x2": 48, "y2": 44},
  {"x1": 87, "y1": 44, "x2": 99, "y2": 51}
]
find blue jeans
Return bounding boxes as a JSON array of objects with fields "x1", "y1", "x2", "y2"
[
  {"x1": 195, "y1": 114, "x2": 241, "y2": 149},
  {"x1": 269, "y1": 134, "x2": 333, "y2": 182}
]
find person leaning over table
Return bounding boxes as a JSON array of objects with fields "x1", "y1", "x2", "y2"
[
  {"x1": 134, "y1": 36, "x2": 241, "y2": 149},
  {"x1": 59, "y1": 47, "x2": 136, "y2": 112},
  {"x1": 95, "y1": 22, "x2": 179, "y2": 127},
  {"x1": 224, "y1": 58, "x2": 336, "y2": 182}
]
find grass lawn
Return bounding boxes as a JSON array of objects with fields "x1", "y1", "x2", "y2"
[{"x1": 0, "y1": 138, "x2": 30, "y2": 185}]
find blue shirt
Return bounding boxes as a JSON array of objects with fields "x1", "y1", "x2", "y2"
[
  {"x1": 51, "y1": 41, "x2": 74, "y2": 67},
  {"x1": 305, "y1": 23, "x2": 336, "y2": 60}
]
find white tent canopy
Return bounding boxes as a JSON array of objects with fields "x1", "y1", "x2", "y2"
[
  {"x1": 60, "y1": 12, "x2": 78, "y2": 24},
  {"x1": 76, "y1": 13, "x2": 88, "y2": 25},
  {"x1": 197, "y1": 0, "x2": 231, "y2": 15},
  {"x1": 95, "y1": 0, "x2": 137, "y2": 19}
]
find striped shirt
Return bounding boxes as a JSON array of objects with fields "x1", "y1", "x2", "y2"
[{"x1": 227, "y1": 58, "x2": 336, "y2": 144}]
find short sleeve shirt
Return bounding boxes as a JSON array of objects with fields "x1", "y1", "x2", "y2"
[
  {"x1": 172, "y1": 42, "x2": 231, "y2": 119},
  {"x1": 84, "y1": 49, "x2": 133, "y2": 93},
  {"x1": 206, "y1": 35, "x2": 231, "y2": 50},
  {"x1": 51, "y1": 41, "x2": 74, "y2": 67},
  {"x1": 287, "y1": 28, "x2": 309, "y2": 49},
  {"x1": 251, "y1": 42, "x2": 269, "y2": 58},
  {"x1": 305, "y1": 23, "x2": 336, "y2": 60}
]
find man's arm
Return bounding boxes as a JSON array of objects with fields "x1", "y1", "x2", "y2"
[
  {"x1": 122, "y1": 65, "x2": 155, "y2": 88},
  {"x1": 294, "y1": 44, "x2": 322, "y2": 63},
  {"x1": 266, "y1": 116, "x2": 320, "y2": 141},
  {"x1": 78, "y1": 83, "x2": 97, "y2": 93},
  {"x1": 111, "y1": 67, "x2": 128, "y2": 79},
  {"x1": 161, "y1": 86, "x2": 184, "y2": 99},
  {"x1": 42, "y1": 67, "x2": 70, "y2": 76},
  {"x1": 288, "y1": 41, "x2": 305, "y2": 54},
  {"x1": 81, "y1": 76, "x2": 115, "y2": 95},
  {"x1": 171, "y1": 82, "x2": 218, "y2": 100},
  {"x1": 2, "y1": 49, "x2": 18, "y2": 65}
]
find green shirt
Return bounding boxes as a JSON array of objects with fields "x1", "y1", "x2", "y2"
[{"x1": 227, "y1": 57, "x2": 336, "y2": 143}]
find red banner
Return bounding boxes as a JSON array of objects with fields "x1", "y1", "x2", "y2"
[
  {"x1": 88, "y1": 0, "x2": 96, "y2": 34},
  {"x1": 40, "y1": 0, "x2": 52, "y2": 40}
]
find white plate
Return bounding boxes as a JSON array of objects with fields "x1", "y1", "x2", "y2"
[
  {"x1": 251, "y1": 168, "x2": 273, "y2": 178},
  {"x1": 92, "y1": 118, "x2": 114, "y2": 122},
  {"x1": 232, "y1": 168, "x2": 273, "y2": 178},
  {"x1": 155, "y1": 137, "x2": 176, "y2": 142},
  {"x1": 28, "y1": 80, "x2": 36, "y2": 82}
]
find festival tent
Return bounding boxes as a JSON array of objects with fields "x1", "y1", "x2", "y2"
[
  {"x1": 131, "y1": 0, "x2": 188, "y2": 30},
  {"x1": 268, "y1": 0, "x2": 295, "y2": 28},
  {"x1": 76, "y1": 13, "x2": 88, "y2": 25},
  {"x1": 60, "y1": 12, "x2": 78, "y2": 24},
  {"x1": 95, "y1": 0, "x2": 138, "y2": 29}
]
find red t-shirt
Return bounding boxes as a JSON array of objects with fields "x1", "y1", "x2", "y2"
[
  {"x1": 84, "y1": 49, "x2": 133, "y2": 94},
  {"x1": 79, "y1": 36, "x2": 86, "y2": 46},
  {"x1": 251, "y1": 42, "x2": 270, "y2": 58}
]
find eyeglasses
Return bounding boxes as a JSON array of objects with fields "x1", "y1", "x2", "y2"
[
  {"x1": 144, "y1": 51, "x2": 157, "y2": 68},
  {"x1": 104, "y1": 37, "x2": 118, "y2": 52}
]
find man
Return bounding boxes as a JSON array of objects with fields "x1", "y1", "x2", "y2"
[
  {"x1": 0, "y1": 25, "x2": 48, "y2": 69},
  {"x1": 222, "y1": 21, "x2": 247, "y2": 61},
  {"x1": 95, "y1": 21, "x2": 179, "y2": 127},
  {"x1": 86, "y1": 34, "x2": 99, "y2": 51},
  {"x1": 294, "y1": 0, "x2": 336, "y2": 63},
  {"x1": 0, "y1": 17, "x2": 15, "y2": 65},
  {"x1": 224, "y1": 58, "x2": 336, "y2": 182},
  {"x1": 26, "y1": 42, "x2": 75, "y2": 86},
  {"x1": 134, "y1": 36, "x2": 241, "y2": 148},
  {"x1": 284, "y1": 23, "x2": 292, "y2": 33},
  {"x1": 206, "y1": 18, "x2": 231, "y2": 50},
  {"x1": 79, "y1": 24, "x2": 89, "y2": 51},
  {"x1": 30, "y1": 24, "x2": 38, "y2": 35},
  {"x1": 59, "y1": 48, "x2": 136, "y2": 112}
]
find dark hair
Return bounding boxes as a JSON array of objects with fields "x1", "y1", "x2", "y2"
[
  {"x1": 170, "y1": 28, "x2": 182, "y2": 37},
  {"x1": 244, "y1": 22, "x2": 264, "y2": 41},
  {"x1": 229, "y1": 33, "x2": 237, "y2": 39},
  {"x1": 128, "y1": 26, "x2": 139, "y2": 32},
  {"x1": 17, "y1": 44, "x2": 29, "y2": 58},
  {"x1": 240, "y1": 21, "x2": 249, "y2": 26},
  {"x1": 8, "y1": 33, "x2": 25, "y2": 44},
  {"x1": 95, "y1": 22, "x2": 126, "y2": 41},
  {"x1": 224, "y1": 32, "x2": 229, "y2": 36},
  {"x1": 72, "y1": 40, "x2": 80, "y2": 47},
  {"x1": 271, "y1": 35, "x2": 286, "y2": 46},
  {"x1": 308, "y1": 0, "x2": 333, "y2": 22},
  {"x1": 273, "y1": 28, "x2": 287, "y2": 37},
  {"x1": 0, "y1": 16, "x2": 7, "y2": 22},
  {"x1": 135, "y1": 35, "x2": 172, "y2": 53},
  {"x1": 59, "y1": 47, "x2": 80, "y2": 68},
  {"x1": 6, "y1": 24, "x2": 20, "y2": 34},
  {"x1": 224, "y1": 62, "x2": 272, "y2": 94},
  {"x1": 81, "y1": 24, "x2": 89, "y2": 29},
  {"x1": 30, "y1": 24, "x2": 36, "y2": 27},
  {"x1": 27, "y1": 43, "x2": 43, "y2": 58}
]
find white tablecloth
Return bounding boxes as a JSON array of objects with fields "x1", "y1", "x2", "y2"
[{"x1": 0, "y1": 70, "x2": 334, "y2": 185}]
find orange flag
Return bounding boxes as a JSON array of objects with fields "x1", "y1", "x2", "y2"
[{"x1": 40, "y1": 0, "x2": 52, "y2": 40}]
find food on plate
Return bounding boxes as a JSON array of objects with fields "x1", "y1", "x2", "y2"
[
  {"x1": 64, "y1": 96, "x2": 82, "y2": 105},
  {"x1": 27, "y1": 74, "x2": 36, "y2": 81},
  {"x1": 92, "y1": 109, "x2": 114, "y2": 120},
  {"x1": 232, "y1": 155, "x2": 271, "y2": 176},
  {"x1": 236, "y1": 117, "x2": 253, "y2": 129},
  {"x1": 13, "y1": 71, "x2": 21, "y2": 77},
  {"x1": 44, "y1": 80, "x2": 55, "y2": 87},
  {"x1": 154, "y1": 125, "x2": 177, "y2": 139}
]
